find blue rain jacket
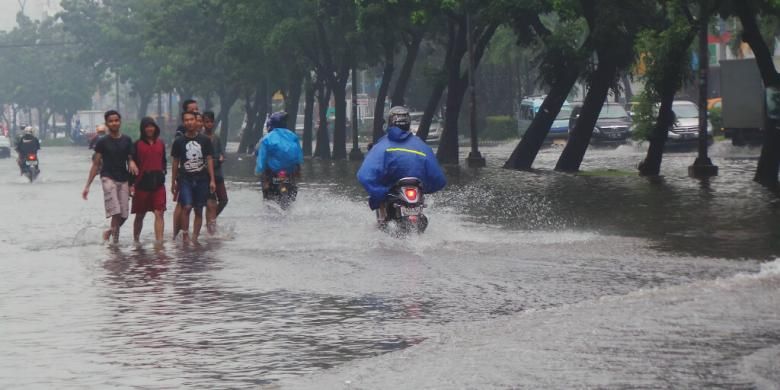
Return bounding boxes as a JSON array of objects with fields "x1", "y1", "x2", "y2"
[
  {"x1": 357, "y1": 127, "x2": 447, "y2": 210},
  {"x1": 255, "y1": 128, "x2": 304, "y2": 175}
]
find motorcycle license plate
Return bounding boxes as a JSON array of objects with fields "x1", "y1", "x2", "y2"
[
  {"x1": 26, "y1": 161, "x2": 37, "y2": 166},
  {"x1": 400, "y1": 206, "x2": 423, "y2": 216}
]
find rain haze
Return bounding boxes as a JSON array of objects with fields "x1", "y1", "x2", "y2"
[{"x1": 0, "y1": 1, "x2": 779, "y2": 389}]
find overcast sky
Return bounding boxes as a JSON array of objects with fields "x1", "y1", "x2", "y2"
[{"x1": 0, "y1": 0, "x2": 60, "y2": 32}]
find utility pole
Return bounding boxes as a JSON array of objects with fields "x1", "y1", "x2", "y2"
[
  {"x1": 688, "y1": 7, "x2": 718, "y2": 178},
  {"x1": 349, "y1": 64, "x2": 363, "y2": 161},
  {"x1": 466, "y1": 12, "x2": 486, "y2": 168}
]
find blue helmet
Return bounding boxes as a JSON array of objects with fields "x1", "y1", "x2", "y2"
[{"x1": 268, "y1": 111, "x2": 288, "y2": 130}]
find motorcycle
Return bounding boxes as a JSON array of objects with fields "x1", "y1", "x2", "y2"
[
  {"x1": 263, "y1": 169, "x2": 297, "y2": 210},
  {"x1": 377, "y1": 177, "x2": 428, "y2": 235},
  {"x1": 21, "y1": 153, "x2": 40, "y2": 182}
]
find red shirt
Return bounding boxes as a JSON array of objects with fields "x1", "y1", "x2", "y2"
[{"x1": 134, "y1": 138, "x2": 166, "y2": 179}]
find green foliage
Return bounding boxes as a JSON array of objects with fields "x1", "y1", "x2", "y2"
[
  {"x1": 482, "y1": 115, "x2": 518, "y2": 140},
  {"x1": 631, "y1": 1, "x2": 699, "y2": 141},
  {"x1": 631, "y1": 90, "x2": 657, "y2": 141},
  {"x1": 709, "y1": 106, "x2": 723, "y2": 135}
]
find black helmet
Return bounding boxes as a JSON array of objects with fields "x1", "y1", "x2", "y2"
[{"x1": 387, "y1": 106, "x2": 411, "y2": 131}]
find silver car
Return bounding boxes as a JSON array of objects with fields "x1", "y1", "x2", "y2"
[
  {"x1": 668, "y1": 100, "x2": 713, "y2": 143},
  {"x1": 410, "y1": 112, "x2": 442, "y2": 142}
]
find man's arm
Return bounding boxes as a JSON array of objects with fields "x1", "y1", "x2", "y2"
[
  {"x1": 82, "y1": 153, "x2": 102, "y2": 200},
  {"x1": 127, "y1": 140, "x2": 139, "y2": 176},
  {"x1": 207, "y1": 156, "x2": 216, "y2": 193},
  {"x1": 171, "y1": 158, "x2": 180, "y2": 195}
]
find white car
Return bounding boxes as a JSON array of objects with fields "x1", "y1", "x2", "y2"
[
  {"x1": 668, "y1": 100, "x2": 713, "y2": 143},
  {"x1": 0, "y1": 136, "x2": 11, "y2": 158},
  {"x1": 410, "y1": 112, "x2": 442, "y2": 143}
]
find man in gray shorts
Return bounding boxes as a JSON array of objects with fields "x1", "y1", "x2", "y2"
[{"x1": 82, "y1": 110, "x2": 139, "y2": 243}]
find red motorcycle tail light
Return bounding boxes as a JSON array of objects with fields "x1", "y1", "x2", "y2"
[
  {"x1": 27, "y1": 154, "x2": 36, "y2": 161},
  {"x1": 404, "y1": 188, "x2": 418, "y2": 201}
]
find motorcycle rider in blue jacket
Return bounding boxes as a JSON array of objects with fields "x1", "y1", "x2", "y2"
[
  {"x1": 255, "y1": 111, "x2": 304, "y2": 196},
  {"x1": 357, "y1": 106, "x2": 447, "y2": 213}
]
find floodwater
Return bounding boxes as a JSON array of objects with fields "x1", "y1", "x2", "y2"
[{"x1": 0, "y1": 142, "x2": 778, "y2": 389}]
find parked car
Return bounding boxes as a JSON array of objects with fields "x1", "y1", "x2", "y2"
[
  {"x1": 667, "y1": 100, "x2": 713, "y2": 145},
  {"x1": 410, "y1": 112, "x2": 442, "y2": 143},
  {"x1": 516, "y1": 96, "x2": 571, "y2": 140},
  {"x1": 549, "y1": 104, "x2": 572, "y2": 140},
  {"x1": 0, "y1": 135, "x2": 12, "y2": 158},
  {"x1": 568, "y1": 102, "x2": 632, "y2": 144}
]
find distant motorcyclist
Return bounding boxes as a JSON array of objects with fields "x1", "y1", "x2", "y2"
[
  {"x1": 255, "y1": 112, "x2": 303, "y2": 196},
  {"x1": 16, "y1": 127, "x2": 41, "y2": 175},
  {"x1": 357, "y1": 106, "x2": 447, "y2": 211},
  {"x1": 89, "y1": 124, "x2": 108, "y2": 150}
]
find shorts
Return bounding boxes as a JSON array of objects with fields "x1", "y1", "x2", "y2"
[
  {"x1": 132, "y1": 185, "x2": 167, "y2": 214},
  {"x1": 208, "y1": 177, "x2": 228, "y2": 203},
  {"x1": 101, "y1": 177, "x2": 130, "y2": 219},
  {"x1": 178, "y1": 175, "x2": 209, "y2": 210}
]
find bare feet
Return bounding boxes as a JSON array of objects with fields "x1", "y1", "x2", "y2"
[{"x1": 103, "y1": 229, "x2": 112, "y2": 242}]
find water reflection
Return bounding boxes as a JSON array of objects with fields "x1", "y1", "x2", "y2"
[{"x1": 93, "y1": 244, "x2": 428, "y2": 386}]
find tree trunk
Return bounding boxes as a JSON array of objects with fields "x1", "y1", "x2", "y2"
[
  {"x1": 217, "y1": 88, "x2": 238, "y2": 150},
  {"x1": 555, "y1": 56, "x2": 618, "y2": 172},
  {"x1": 138, "y1": 91, "x2": 152, "y2": 120},
  {"x1": 737, "y1": 3, "x2": 780, "y2": 187},
  {"x1": 65, "y1": 112, "x2": 74, "y2": 140},
  {"x1": 303, "y1": 75, "x2": 315, "y2": 156},
  {"x1": 416, "y1": 81, "x2": 446, "y2": 142},
  {"x1": 504, "y1": 71, "x2": 579, "y2": 170},
  {"x1": 437, "y1": 79, "x2": 466, "y2": 164},
  {"x1": 390, "y1": 32, "x2": 423, "y2": 107},
  {"x1": 621, "y1": 74, "x2": 633, "y2": 104},
  {"x1": 373, "y1": 44, "x2": 395, "y2": 143},
  {"x1": 638, "y1": 88, "x2": 675, "y2": 176},
  {"x1": 314, "y1": 82, "x2": 332, "y2": 159},
  {"x1": 331, "y1": 80, "x2": 349, "y2": 159},
  {"x1": 204, "y1": 93, "x2": 214, "y2": 111},
  {"x1": 285, "y1": 73, "x2": 304, "y2": 134},
  {"x1": 436, "y1": 20, "x2": 497, "y2": 164},
  {"x1": 238, "y1": 80, "x2": 267, "y2": 154},
  {"x1": 637, "y1": 26, "x2": 699, "y2": 176}
]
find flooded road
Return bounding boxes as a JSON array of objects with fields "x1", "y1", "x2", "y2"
[{"x1": 0, "y1": 143, "x2": 778, "y2": 388}]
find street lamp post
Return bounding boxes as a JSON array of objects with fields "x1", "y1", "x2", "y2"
[
  {"x1": 466, "y1": 13, "x2": 486, "y2": 168},
  {"x1": 688, "y1": 8, "x2": 718, "y2": 178},
  {"x1": 349, "y1": 64, "x2": 364, "y2": 161}
]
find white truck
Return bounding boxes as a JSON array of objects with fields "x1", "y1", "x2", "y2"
[{"x1": 720, "y1": 58, "x2": 780, "y2": 146}]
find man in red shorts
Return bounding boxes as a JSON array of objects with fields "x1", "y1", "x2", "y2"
[{"x1": 132, "y1": 117, "x2": 167, "y2": 243}]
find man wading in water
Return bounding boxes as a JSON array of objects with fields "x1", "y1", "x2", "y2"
[
  {"x1": 82, "y1": 110, "x2": 139, "y2": 243},
  {"x1": 171, "y1": 111, "x2": 216, "y2": 243},
  {"x1": 203, "y1": 111, "x2": 228, "y2": 234}
]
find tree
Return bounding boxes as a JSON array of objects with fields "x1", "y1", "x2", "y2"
[
  {"x1": 503, "y1": 0, "x2": 592, "y2": 170},
  {"x1": 555, "y1": 0, "x2": 656, "y2": 172},
  {"x1": 635, "y1": 2, "x2": 704, "y2": 176},
  {"x1": 420, "y1": 1, "x2": 499, "y2": 164},
  {"x1": 60, "y1": 0, "x2": 163, "y2": 120},
  {"x1": 725, "y1": 0, "x2": 780, "y2": 187}
]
